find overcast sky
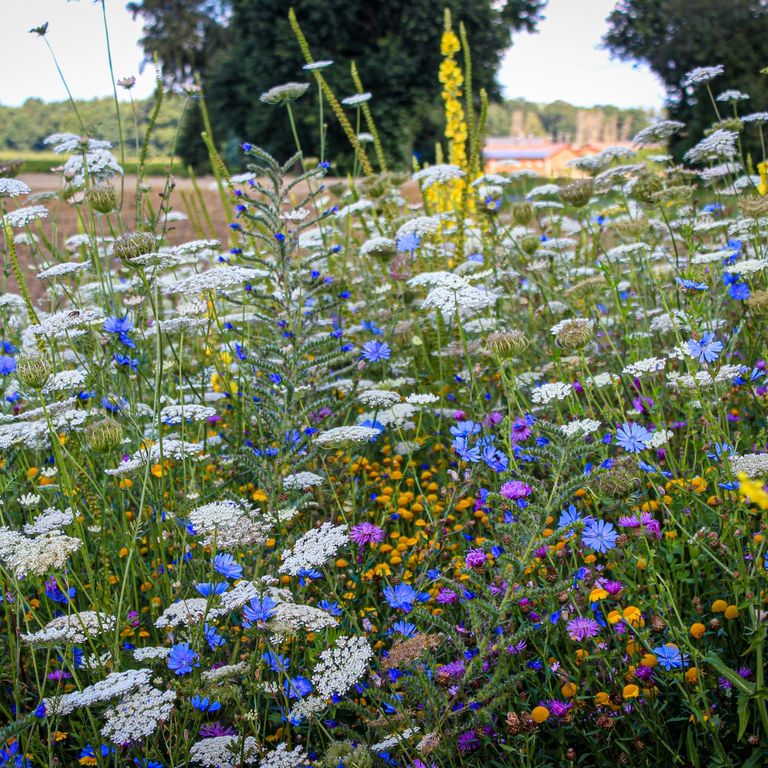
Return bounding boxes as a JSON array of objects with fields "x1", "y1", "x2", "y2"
[{"x1": 0, "y1": 0, "x2": 666, "y2": 110}]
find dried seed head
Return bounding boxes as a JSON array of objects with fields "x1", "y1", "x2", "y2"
[
  {"x1": 739, "y1": 195, "x2": 768, "y2": 219},
  {"x1": 593, "y1": 456, "x2": 639, "y2": 497}
]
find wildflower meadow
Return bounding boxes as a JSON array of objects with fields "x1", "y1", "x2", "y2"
[{"x1": 1, "y1": 7, "x2": 768, "y2": 768}]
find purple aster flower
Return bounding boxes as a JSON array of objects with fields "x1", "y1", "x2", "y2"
[
  {"x1": 465, "y1": 549, "x2": 486, "y2": 569},
  {"x1": 546, "y1": 699, "x2": 573, "y2": 718},
  {"x1": 510, "y1": 416, "x2": 533, "y2": 443},
  {"x1": 635, "y1": 664, "x2": 655, "y2": 683},
  {"x1": 349, "y1": 522, "x2": 385, "y2": 547},
  {"x1": 436, "y1": 588, "x2": 459, "y2": 604},
  {"x1": 500, "y1": 481, "x2": 532, "y2": 500},
  {"x1": 199, "y1": 721, "x2": 236, "y2": 737},
  {"x1": 566, "y1": 616, "x2": 600, "y2": 641},
  {"x1": 457, "y1": 730, "x2": 479, "y2": 754}
]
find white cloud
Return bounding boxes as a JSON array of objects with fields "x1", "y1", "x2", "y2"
[{"x1": 498, "y1": 0, "x2": 666, "y2": 109}]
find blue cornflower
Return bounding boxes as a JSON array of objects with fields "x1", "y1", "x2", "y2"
[
  {"x1": 728, "y1": 281, "x2": 750, "y2": 300},
  {"x1": 318, "y1": 599, "x2": 342, "y2": 616},
  {"x1": 615, "y1": 422, "x2": 651, "y2": 453},
  {"x1": 213, "y1": 553, "x2": 242, "y2": 580},
  {"x1": 582, "y1": 520, "x2": 618, "y2": 554},
  {"x1": 450, "y1": 420, "x2": 482, "y2": 439},
  {"x1": 203, "y1": 623, "x2": 225, "y2": 650},
  {"x1": 284, "y1": 675, "x2": 313, "y2": 699},
  {"x1": 390, "y1": 620, "x2": 418, "y2": 637},
  {"x1": 687, "y1": 332, "x2": 723, "y2": 364},
  {"x1": 361, "y1": 340, "x2": 391, "y2": 363},
  {"x1": 481, "y1": 445, "x2": 508, "y2": 472},
  {"x1": 557, "y1": 505, "x2": 593, "y2": 536},
  {"x1": 103, "y1": 315, "x2": 135, "y2": 348},
  {"x1": 167, "y1": 643, "x2": 199, "y2": 675},
  {"x1": 101, "y1": 396, "x2": 126, "y2": 413},
  {"x1": 243, "y1": 596, "x2": 278, "y2": 627},
  {"x1": 675, "y1": 276, "x2": 708, "y2": 292},
  {"x1": 383, "y1": 583, "x2": 418, "y2": 613},
  {"x1": 362, "y1": 320, "x2": 383, "y2": 335},
  {"x1": 113, "y1": 352, "x2": 139, "y2": 371},
  {"x1": 707, "y1": 442, "x2": 734, "y2": 461},
  {"x1": 396, "y1": 232, "x2": 421, "y2": 253},
  {"x1": 195, "y1": 582, "x2": 229, "y2": 597},
  {"x1": 453, "y1": 437, "x2": 480, "y2": 463},
  {"x1": 191, "y1": 695, "x2": 221, "y2": 712},
  {"x1": 263, "y1": 651, "x2": 290, "y2": 672},
  {"x1": 0, "y1": 356, "x2": 16, "y2": 375},
  {"x1": 652, "y1": 642, "x2": 687, "y2": 670},
  {"x1": 134, "y1": 760, "x2": 163, "y2": 768},
  {"x1": 298, "y1": 568, "x2": 323, "y2": 586}
]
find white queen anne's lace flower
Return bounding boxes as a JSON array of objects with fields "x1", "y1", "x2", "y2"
[
  {"x1": 279, "y1": 522, "x2": 348, "y2": 575},
  {"x1": 682, "y1": 65, "x2": 724, "y2": 87},
  {"x1": 531, "y1": 381, "x2": 572, "y2": 404},
  {"x1": 311, "y1": 635, "x2": 373, "y2": 698}
]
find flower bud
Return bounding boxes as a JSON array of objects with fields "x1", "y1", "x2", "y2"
[
  {"x1": 519, "y1": 234, "x2": 541, "y2": 256},
  {"x1": 593, "y1": 456, "x2": 639, "y2": 497},
  {"x1": 113, "y1": 232, "x2": 158, "y2": 269},
  {"x1": 511, "y1": 202, "x2": 534, "y2": 226},
  {"x1": 16, "y1": 354, "x2": 51, "y2": 390},
  {"x1": 555, "y1": 318, "x2": 593, "y2": 349},
  {"x1": 485, "y1": 330, "x2": 529, "y2": 357},
  {"x1": 632, "y1": 173, "x2": 664, "y2": 204},
  {"x1": 560, "y1": 178, "x2": 593, "y2": 208},
  {"x1": 85, "y1": 417, "x2": 124, "y2": 451},
  {"x1": 85, "y1": 185, "x2": 117, "y2": 214}
]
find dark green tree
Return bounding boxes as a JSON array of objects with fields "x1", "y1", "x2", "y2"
[
  {"x1": 603, "y1": 0, "x2": 768, "y2": 160},
  {"x1": 126, "y1": 0, "x2": 231, "y2": 83},
  {"x1": 129, "y1": 0, "x2": 546, "y2": 171}
]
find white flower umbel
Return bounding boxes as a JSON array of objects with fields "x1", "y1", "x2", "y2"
[
  {"x1": 632, "y1": 120, "x2": 685, "y2": 146},
  {"x1": 190, "y1": 734, "x2": 258, "y2": 767},
  {"x1": 22, "y1": 611, "x2": 116, "y2": 646},
  {"x1": 2, "y1": 205, "x2": 48, "y2": 228},
  {"x1": 358, "y1": 389, "x2": 401, "y2": 408},
  {"x1": 279, "y1": 522, "x2": 348, "y2": 576},
  {"x1": 45, "y1": 668, "x2": 151, "y2": 716},
  {"x1": 105, "y1": 438, "x2": 205, "y2": 476},
  {"x1": 682, "y1": 64, "x2": 724, "y2": 87},
  {"x1": 23, "y1": 507, "x2": 74, "y2": 536},
  {"x1": 730, "y1": 453, "x2": 768, "y2": 477},
  {"x1": 101, "y1": 685, "x2": 176, "y2": 744},
  {"x1": 258, "y1": 743, "x2": 308, "y2": 768},
  {"x1": 531, "y1": 382, "x2": 572, "y2": 405},
  {"x1": 154, "y1": 598, "x2": 210, "y2": 629},
  {"x1": 0, "y1": 529, "x2": 82, "y2": 578},
  {"x1": 0, "y1": 178, "x2": 31, "y2": 197},
  {"x1": 311, "y1": 635, "x2": 373, "y2": 698},
  {"x1": 283, "y1": 472, "x2": 325, "y2": 490},
  {"x1": 314, "y1": 426, "x2": 381, "y2": 447},
  {"x1": 412, "y1": 164, "x2": 465, "y2": 190}
]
